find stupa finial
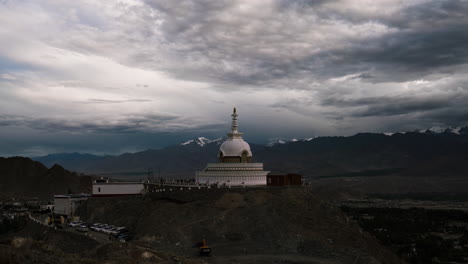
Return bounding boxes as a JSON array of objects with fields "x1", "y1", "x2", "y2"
[{"x1": 231, "y1": 107, "x2": 239, "y2": 134}]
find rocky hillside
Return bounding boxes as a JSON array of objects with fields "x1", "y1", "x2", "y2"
[
  {"x1": 77, "y1": 187, "x2": 402, "y2": 263},
  {"x1": 0, "y1": 157, "x2": 92, "y2": 199},
  {"x1": 0, "y1": 220, "x2": 203, "y2": 264}
]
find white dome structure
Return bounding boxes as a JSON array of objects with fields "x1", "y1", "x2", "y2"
[
  {"x1": 217, "y1": 107, "x2": 253, "y2": 163},
  {"x1": 219, "y1": 139, "x2": 252, "y2": 157},
  {"x1": 195, "y1": 108, "x2": 269, "y2": 186}
]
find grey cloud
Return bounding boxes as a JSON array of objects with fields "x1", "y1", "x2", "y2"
[
  {"x1": 129, "y1": 0, "x2": 468, "y2": 87},
  {"x1": 10, "y1": 0, "x2": 464, "y2": 89},
  {"x1": 0, "y1": 113, "x2": 219, "y2": 134},
  {"x1": 276, "y1": 0, "x2": 328, "y2": 9},
  {"x1": 33, "y1": 0, "x2": 468, "y2": 88},
  {"x1": 85, "y1": 98, "x2": 152, "y2": 104}
]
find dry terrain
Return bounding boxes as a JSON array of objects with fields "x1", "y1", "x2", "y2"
[{"x1": 75, "y1": 187, "x2": 401, "y2": 264}]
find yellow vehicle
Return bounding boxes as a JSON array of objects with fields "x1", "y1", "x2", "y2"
[{"x1": 199, "y1": 239, "x2": 211, "y2": 256}]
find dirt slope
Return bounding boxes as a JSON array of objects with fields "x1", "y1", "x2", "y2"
[
  {"x1": 0, "y1": 220, "x2": 205, "y2": 264},
  {"x1": 78, "y1": 187, "x2": 402, "y2": 264}
]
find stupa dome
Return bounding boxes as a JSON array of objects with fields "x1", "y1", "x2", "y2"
[
  {"x1": 218, "y1": 108, "x2": 253, "y2": 163},
  {"x1": 219, "y1": 138, "x2": 252, "y2": 157}
]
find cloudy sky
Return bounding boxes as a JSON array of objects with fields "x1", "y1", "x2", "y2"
[{"x1": 1, "y1": 0, "x2": 467, "y2": 156}]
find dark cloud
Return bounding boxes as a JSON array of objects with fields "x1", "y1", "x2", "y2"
[
  {"x1": 326, "y1": 93, "x2": 468, "y2": 130},
  {"x1": 130, "y1": 1, "x2": 466, "y2": 86},
  {"x1": 418, "y1": 107, "x2": 468, "y2": 126},
  {"x1": 386, "y1": 0, "x2": 468, "y2": 29},
  {"x1": 338, "y1": 28, "x2": 468, "y2": 82},
  {"x1": 351, "y1": 97, "x2": 457, "y2": 117},
  {"x1": 322, "y1": 94, "x2": 460, "y2": 110}
]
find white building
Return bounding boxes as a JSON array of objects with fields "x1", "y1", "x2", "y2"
[
  {"x1": 196, "y1": 108, "x2": 269, "y2": 186},
  {"x1": 92, "y1": 178, "x2": 144, "y2": 197},
  {"x1": 54, "y1": 194, "x2": 90, "y2": 217}
]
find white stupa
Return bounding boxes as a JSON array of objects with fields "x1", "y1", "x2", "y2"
[{"x1": 195, "y1": 108, "x2": 269, "y2": 186}]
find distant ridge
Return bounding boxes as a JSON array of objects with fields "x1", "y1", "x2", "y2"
[
  {"x1": 31, "y1": 126, "x2": 468, "y2": 181},
  {"x1": 33, "y1": 152, "x2": 103, "y2": 169}
]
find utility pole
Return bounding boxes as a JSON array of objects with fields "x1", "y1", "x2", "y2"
[{"x1": 147, "y1": 168, "x2": 153, "y2": 183}]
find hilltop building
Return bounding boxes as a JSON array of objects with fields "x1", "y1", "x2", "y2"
[
  {"x1": 196, "y1": 108, "x2": 269, "y2": 186},
  {"x1": 92, "y1": 178, "x2": 144, "y2": 197}
]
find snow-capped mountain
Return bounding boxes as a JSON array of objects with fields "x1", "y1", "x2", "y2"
[
  {"x1": 395, "y1": 126, "x2": 468, "y2": 135},
  {"x1": 184, "y1": 126, "x2": 468, "y2": 149},
  {"x1": 267, "y1": 137, "x2": 318, "y2": 147},
  {"x1": 266, "y1": 139, "x2": 286, "y2": 147},
  {"x1": 425, "y1": 126, "x2": 464, "y2": 135},
  {"x1": 180, "y1": 137, "x2": 223, "y2": 147},
  {"x1": 382, "y1": 126, "x2": 467, "y2": 136}
]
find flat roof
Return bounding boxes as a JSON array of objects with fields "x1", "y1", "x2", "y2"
[
  {"x1": 54, "y1": 194, "x2": 91, "y2": 199},
  {"x1": 92, "y1": 181, "x2": 144, "y2": 185}
]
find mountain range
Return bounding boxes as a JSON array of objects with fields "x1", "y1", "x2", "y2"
[{"x1": 31, "y1": 127, "x2": 468, "y2": 180}]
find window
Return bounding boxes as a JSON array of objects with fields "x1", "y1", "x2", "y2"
[{"x1": 98, "y1": 187, "x2": 101, "y2": 192}]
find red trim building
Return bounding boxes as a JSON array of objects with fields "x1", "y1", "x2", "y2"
[{"x1": 267, "y1": 173, "x2": 302, "y2": 186}]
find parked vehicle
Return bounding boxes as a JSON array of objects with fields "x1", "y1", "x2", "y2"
[
  {"x1": 97, "y1": 224, "x2": 110, "y2": 232},
  {"x1": 90, "y1": 223, "x2": 102, "y2": 231},
  {"x1": 115, "y1": 227, "x2": 127, "y2": 232},
  {"x1": 109, "y1": 227, "x2": 127, "y2": 236},
  {"x1": 76, "y1": 225, "x2": 89, "y2": 232},
  {"x1": 98, "y1": 224, "x2": 108, "y2": 232},
  {"x1": 102, "y1": 225, "x2": 116, "y2": 234},
  {"x1": 68, "y1": 221, "x2": 83, "y2": 227}
]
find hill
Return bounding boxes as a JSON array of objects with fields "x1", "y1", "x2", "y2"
[
  {"x1": 77, "y1": 187, "x2": 402, "y2": 263},
  {"x1": 0, "y1": 157, "x2": 92, "y2": 199}
]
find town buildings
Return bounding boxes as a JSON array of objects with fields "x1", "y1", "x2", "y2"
[{"x1": 53, "y1": 194, "x2": 90, "y2": 217}]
